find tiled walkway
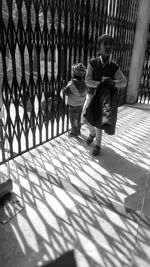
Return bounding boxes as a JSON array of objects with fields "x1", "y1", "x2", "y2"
[{"x1": 0, "y1": 104, "x2": 150, "y2": 267}]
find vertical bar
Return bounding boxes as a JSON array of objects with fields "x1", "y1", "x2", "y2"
[
  {"x1": 49, "y1": 0, "x2": 56, "y2": 139},
  {"x1": 84, "y1": 0, "x2": 90, "y2": 66},
  {"x1": 16, "y1": 0, "x2": 29, "y2": 151}
]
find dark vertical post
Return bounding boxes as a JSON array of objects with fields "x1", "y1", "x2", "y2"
[{"x1": 84, "y1": 0, "x2": 90, "y2": 66}]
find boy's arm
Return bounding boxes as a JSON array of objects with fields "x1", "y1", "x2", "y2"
[
  {"x1": 85, "y1": 62, "x2": 127, "y2": 89},
  {"x1": 114, "y1": 68, "x2": 127, "y2": 88},
  {"x1": 85, "y1": 63, "x2": 100, "y2": 88}
]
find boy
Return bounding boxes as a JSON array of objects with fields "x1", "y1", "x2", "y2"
[
  {"x1": 63, "y1": 63, "x2": 87, "y2": 137},
  {"x1": 82, "y1": 33, "x2": 127, "y2": 156}
]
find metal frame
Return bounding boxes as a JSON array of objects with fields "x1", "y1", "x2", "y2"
[{"x1": 0, "y1": 0, "x2": 138, "y2": 163}]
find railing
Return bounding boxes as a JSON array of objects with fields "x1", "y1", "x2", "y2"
[
  {"x1": 0, "y1": 0, "x2": 138, "y2": 164},
  {"x1": 138, "y1": 26, "x2": 150, "y2": 104}
]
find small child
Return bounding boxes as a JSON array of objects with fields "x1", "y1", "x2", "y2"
[{"x1": 63, "y1": 63, "x2": 87, "y2": 137}]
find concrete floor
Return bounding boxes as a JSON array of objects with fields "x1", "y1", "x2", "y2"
[{"x1": 0, "y1": 104, "x2": 150, "y2": 267}]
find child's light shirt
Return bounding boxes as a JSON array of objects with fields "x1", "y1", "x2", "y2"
[{"x1": 63, "y1": 78, "x2": 87, "y2": 106}]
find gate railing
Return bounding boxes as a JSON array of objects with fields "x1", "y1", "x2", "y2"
[
  {"x1": 0, "y1": 0, "x2": 138, "y2": 164},
  {"x1": 138, "y1": 26, "x2": 150, "y2": 104}
]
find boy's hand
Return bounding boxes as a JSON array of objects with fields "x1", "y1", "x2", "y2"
[
  {"x1": 61, "y1": 80, "x2": 67, "y2": 89},
  {"x1": 62, "y1": 80, "x2": 67, "y2": 86},
  {"x1": 101, "y1": 77, "x2": 115, "y2": 87},
  {"x1": 61, "y1": 80, "x2": 67, "y2": 93}
]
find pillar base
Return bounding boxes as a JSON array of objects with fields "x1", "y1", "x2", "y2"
[{"x1": 126, "y1": 95, "x2": 137, "y2": 105}]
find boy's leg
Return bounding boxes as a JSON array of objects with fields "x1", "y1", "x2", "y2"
[
  {"x1": 77, "y1": 106, "x2": 83, "y2": 134},
  {"x1": 86, "y1": 123, "x2": 96, "y2": 137},
  {"x1": 86, "y1": 123, "x2": 96, "y2": 144},
  {"x1": 95, "y1": 128, "x2": 103, "y2": 147},
  {"x1": 92, "y1": 128, "x2": 102, "y2": 156},
  {"x1": 69, "y1": 106, "x2": 79, "y2": 136}
]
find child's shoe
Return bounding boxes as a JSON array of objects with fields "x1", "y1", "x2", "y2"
[
  {"x1": 86, "y1": 134, "x2": 95, "y2": 145},
  {"x1": 78, "y1": 129, "x2": 81, "y2": 135},
  {"x1": 92, "y1": 146, "x2": 101, "y2": 156}
]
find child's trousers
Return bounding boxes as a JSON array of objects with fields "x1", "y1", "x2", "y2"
[
  {"x1": 69, "y1": 105, "x2": 83, "y2": 135},
  {"x1": 87, "y1": 123, "x2": 102, "y2": 147}
]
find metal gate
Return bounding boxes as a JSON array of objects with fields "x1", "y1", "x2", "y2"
[
  {"x1": 138, "y1": 26, "x2": 150, "y2": 104},
  {"x1": 0, "y1": 0, "x2": 138, "y2": 164}
]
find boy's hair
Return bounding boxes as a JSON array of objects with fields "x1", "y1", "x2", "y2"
[
  {"x1": 72, "y1": 63, "x2": 86, "y2": 79},
  {"x1": 98, "y1": 34, "x2": 114, "y2": 47}
]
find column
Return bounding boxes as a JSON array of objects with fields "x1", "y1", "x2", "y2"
[{"x1": 126, "y1": 0, "x2": 150, "y2": 104}]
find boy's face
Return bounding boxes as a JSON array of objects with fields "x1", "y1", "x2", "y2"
[{"x1": 99, "y1": 38, "x2": 113, "y2": 57}]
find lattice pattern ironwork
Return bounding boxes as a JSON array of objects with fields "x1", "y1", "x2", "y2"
[
  {"x1": 138, "y1": 26, "x2": 150, "y2": 104},
  {"x1": 0, "y1": 0, "x2": 138, "y2": 163}
]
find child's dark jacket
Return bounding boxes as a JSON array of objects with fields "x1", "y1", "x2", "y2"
[{"x1": 84, "y1": 81, "x2": 118, "y2": 135}]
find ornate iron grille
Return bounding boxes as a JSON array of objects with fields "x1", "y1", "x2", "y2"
[
  {"x1": 138, "y1": 27, "x2": 150, "y2": 104},
  {"x1": 0, "y1": 0, "x2": 138, "y2": 163}
]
